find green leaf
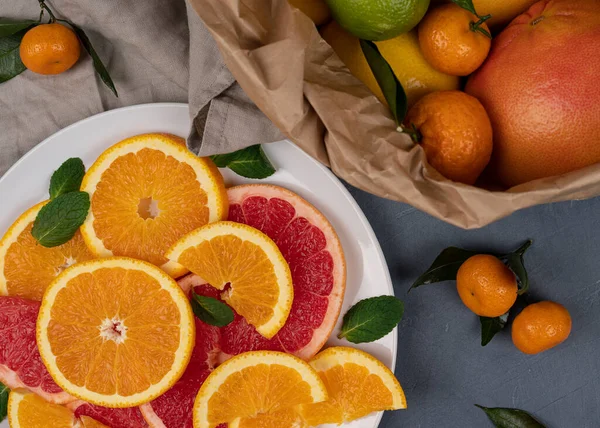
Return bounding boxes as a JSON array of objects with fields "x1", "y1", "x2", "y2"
[
  {"x1": 338, "y1": 296, "x2": 404, "y2": 343},
  {"x1": 480, "y1": 312, "x2": 508, "y2": 346},
  {"x1": 0, "y1": 29, "x2": 28, "y2": 83},
  {"x1": 49, "y1": 158, "x2": 85, "y2": 199},
  {"x1": 475, "y1": 405, "x2": 545, "y2": 428},
  {"x1": 450, "y1": 0, "x2": 478, "y2": 15},
  {"x1": 410, "y1": 247, "x2": 479, "y2": 291},
  {"x1": 211, "y1": 145, "x2": 276, "y2": 179},
  {"x1": 0, "y1": 382, "x2": 8, "y2": 422},
  {"x1": 32, "y1": 191, "x2": 90, "y2": 247},
  {"x1": 0, "y1": 19, "x2": 37, "y2": 38},
  {"x1": 360, "y1": 39, "x2": 407, "y2": 124},
  {"x1": 59, "y1": 20, "x2": 118, "y2": 97},
  {"x1": 191, "y1": 292, "x2": 234, "y2": 327},
  {"x1": 503, "y1": 240, "x2": 532, "y2": 295}
]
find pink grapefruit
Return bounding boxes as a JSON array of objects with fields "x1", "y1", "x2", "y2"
[{"x1": 71, "y1": 402, "x2": 148, "y2": 428}]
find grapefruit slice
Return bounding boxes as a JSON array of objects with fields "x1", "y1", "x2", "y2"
[
  {"x1": 166, "y1": 221, "x2": 293, "y2": 339},
  {"x1": 140, "y1": 304, "x2": 221, "y2": 428},
  {"x1": 298, "y1": 347, "x2": 406, "y2": 425},
  {"x1": 71, "y1": 401, "x2": 148, "y2": 428},
  {"x1": 193, "y1": 351, "x2": 327, "y2": 427},
  {"x1": 0, "y1": 296, "x2": 72, "y2": 404},
  {"x1": 0, "y1": 201, "x2": 95, "y2": 300},
  {"x1": 8, "y1": 390, "x2": 109, "y2": 428},
  {"x1": 183, "y1": 184, "x2": 346, "y2": 360},
  {"x1": 36, "y1": 257, "x2": 195, "y2": 407},
  {"x1": 80, "y1": 133, "x2": 228, "y2": 277}
]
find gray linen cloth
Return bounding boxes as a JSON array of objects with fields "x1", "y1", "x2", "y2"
[{"x1": 0, "y1": 0, "x2": 282, "y2": 176}]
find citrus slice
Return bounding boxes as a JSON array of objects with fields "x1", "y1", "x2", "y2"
[
  {"x1": 7, "y1": 390, "x2": 109, "y2": 428},
  {"x1": 193, "y1": 351, "x2": 327, "y2": 427},
  {"x1": 80, "y1": 133, "x2": 228, "y2": 277},
  {"x1": 36, "y1": 257, "x2": 195, "y2": 407},
  {"x1": 298, "y1": 347, "x2": 406, "y2": 425},
  {"x1": 0, "y1": 201, "x2": 95, "y2": 300},
  {"x1": 71, "y1": 401, "x2": 149, "y2": 428},
  {"x1": 166, "y1": 221, "x2": 293, "y2": 339},
  {"x1": 229, "y1": 409, "x2": 306, "y2": 428},
  {"x1": 0, "y1": 296, "x2": 72, "y2": 404}
]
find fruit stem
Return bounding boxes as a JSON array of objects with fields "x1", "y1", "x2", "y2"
[
  {"x1": 38, "y1": 0, "x2": 56, "y2": 23},
  {"x1": 470, "y1": 14, "x2": 492, "y2": 39},
  {"x1": 401, "y1": 123, "x2": 422, "y2": 144}
]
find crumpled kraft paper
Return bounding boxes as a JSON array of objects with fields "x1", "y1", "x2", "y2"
[{"x1": 188, "y1": 0, "x2": 600, "y2": 229}]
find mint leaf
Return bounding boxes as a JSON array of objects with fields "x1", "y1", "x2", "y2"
[
  {"x1": 360, "y1": 39, "x2": 408, "y2": 124},
  {"x1": 49, "y1": 158, "x2": 85, "y2": 199},
  {"x1": 338, "y1": 296, "x2": 404, "y2": 343},
  {"x1": 0, "y1": 28, "x2": 28, "y2": 83},
  {"x1": 480, "y1": 312, "x2": 508, "y2": 346},
  {"x1": 410, "y1": 247, "x2": 479, "y2": 291},
  {"x1": 0, "y1": 382, "x2": 8, "y2": 422},
  {"x1": 32, "y1": 192, "x2": 90, "y2": 247},
  {"x1": 211, "y1": 145, "x2": 275, "y2": 179},
  {"x1": 0, "y1": 19, "x2": 37, "y2": 38},
  {"x1": 191, "y1": 292, "x2": 234, "y2": 327},
  {"x1": 475, "y1": 405, "x2": 545, "y2": 427},
  {"x1": 59, "y1": 20, "x2": 118, "y2": 97}
]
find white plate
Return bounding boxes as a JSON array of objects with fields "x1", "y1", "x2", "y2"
[{"x1": 0, "y1": 103, "x2": 396, "y2": 428}]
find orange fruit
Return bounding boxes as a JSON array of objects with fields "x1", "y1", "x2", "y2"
[
  {"x1": 435, "y1": 0, "x2": 538, "y2": 31},
  {"x1": 19, "y1": 23, "x2": 81, "y2": 75},
  {"x1": 456, "y1": 254, "x2": 518, "y2": 317},
  {"x1": 512, "y1": 301, "x2": 572, "y2": 355},
  {"x1": 193, "y1": 351, "x2": 327, "y2": 427},
  {"x1": 298, "y1": 347, "x2": 406, "y2": 425},
  {"x1": 0, "y1": 201, "x2": 95, "y2": 300},
  {"x1": 465, "y1": 0, "x2": 600, "y2": 187},
  {"x1": 166, "y1": 221, "x2": 293, "y2": 339},
  {"x1": 418, "y1": 3, "x2": 491, "y2": 76},
  {"x1": 36, "y1": 257, "x2": 195, "y2": 407},
  {"x1": 289, "y1": 0, "x2": 331, "y2": 25},
  {"x1": 320, "y1": 21, "x2": 460, "y2": 108},
  {"x1": 403, "y1": 90, "x2": 493, "y2": 185},
  {"x1": 80, "y1": 133, "x2": 228, "y2": 277},
  {"x1": 8, "y1": 389, "x2": 109, "y2": 427}
]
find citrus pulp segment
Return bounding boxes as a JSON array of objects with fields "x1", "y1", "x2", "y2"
[
  {"x1": 36, "y1": 257, "x2": 195, "y2": 407},
  {"x1": 193, "y1": 351, "x2": 327, "y2": 427},
  {"x1": 80, "y1": 133, "x2": 228, "y2": 277},
  {"x1": 0, "y1": 296, "x2": 72, "y2": 404},
  {"x1": 0, "y1": 201, "x2": 95, "y2": 300},
  {"x1": 72, "y1": 401, "x2": 149, "y2": 428},
  {"x1": 8, "y1": 389, "x2": 78, "y2": 427},
  {"x1": 166, "y1": 221, "x2": 293, "y2": 339},
  {"x1": 299, "y1": 347, "x2": 406, "y2": 425}
]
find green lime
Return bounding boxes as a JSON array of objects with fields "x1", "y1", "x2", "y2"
[{"x1": 325, "y1": 0, "x2": 430, "y2": 41}]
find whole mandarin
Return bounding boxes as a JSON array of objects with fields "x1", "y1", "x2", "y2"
[
  {"x1": 512, "y1": 301, "x2": 572, "y2": 355},
  {"x1": 418, "y1": 3, "x2": 491, "y2": 76},
  {"x1": 20, "y1": 23, "x2": 81, "y2": 75},
  {"x1": 403, "y1": 90, "x2": 493, "y2": 185},
  {"x1": 456, "y1": 254, "x2": 518, "y2": 317}
]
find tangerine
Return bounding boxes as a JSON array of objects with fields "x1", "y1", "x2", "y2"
[
  {"x1": 20, "y1": 23, "x2": 81, "y2": 75},
  {"x1": 512, "y1": 301, "x2": 572, "y2": 355},
  {"x1": 456, "y1": 254, "x2": 518, "y2": 317}
]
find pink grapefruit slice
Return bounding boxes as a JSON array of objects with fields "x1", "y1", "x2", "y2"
[
  {"x1": 71, "y1": 401, "x2": 149, "y2": 428},
  {"x1": 0, "y1": 296, "x2": 72, "y2": 404},
  {"x1": 182, "y1": 184, "x2": 346, "y2": 360}
]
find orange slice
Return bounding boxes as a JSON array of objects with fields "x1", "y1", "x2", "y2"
[
  {"x1": 36, "y1": 257, "x2": 195, "y2": 407},
  {"x1": 7, "y1": 389, "x2": 109, "y2": 427},
  {"x1": 193, "y1": 351, "x2": 327, "y2": 427},
  {"x1": 298, "y1": 347, "x2": 406, "y2": 425},
  {"x1": 166, "y1": 221, "x2": 293, "y2": 339},
  {"x1": 80, "y1": 133, "x2": 228, "y2": 277},
  {"x1": 0, "y1": 202, "x2": 95, "y2": 300}
]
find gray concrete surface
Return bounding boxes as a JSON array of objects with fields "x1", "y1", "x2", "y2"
[{"x1": 345, "y1": 184, "x2": 600, "y2": 428}]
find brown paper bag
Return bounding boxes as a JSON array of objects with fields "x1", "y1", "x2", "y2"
[{"x1": 188, "y1": 0, "x2": 600, "y2": 229}]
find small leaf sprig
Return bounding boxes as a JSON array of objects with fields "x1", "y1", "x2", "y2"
[
  {"x1": 338, "y1": 295, "x2": 404, "y2": 344},
  {"x1": 410, "y1": 240, "x2": 532, "y2": 346},
  {"x1": 476, "y1": 405, "x2": 546, "y2": 428},
  {"x1": 31, "y1": 157, "x2": 90, "y2": 248},
  {"x1": 191, "y1": 291, "x2": 234, "y2": 327},
  {"x1": 211, "y1": 145, "x2": 276, "y2": 179},
  {"x1": 0, "y1": 0, "x2": 117, "y2": 96},
  {"x1": 450, "y1": 0, "x2": 493, "y2": 39}
]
